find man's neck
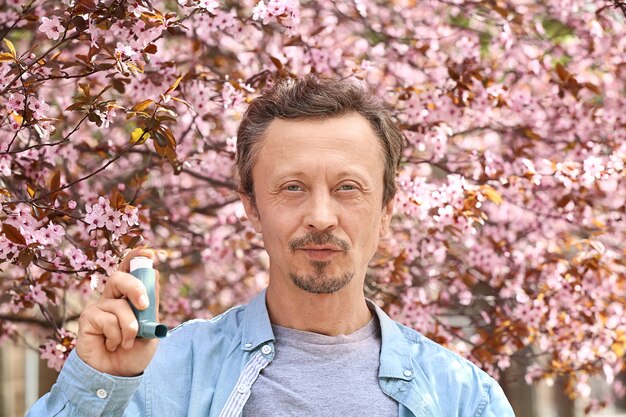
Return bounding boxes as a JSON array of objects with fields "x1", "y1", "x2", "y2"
[{"x1": 265, "y1": 281, "x2": 372, "y2": 336}]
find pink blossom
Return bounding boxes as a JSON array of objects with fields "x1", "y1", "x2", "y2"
[
  {"x1": 29, "y1": 284, "x2": 48, "y2": 305},
  {"x1": 120, "y1": 205, "x2": 139, "y2": 227},
  {"x1": 96, "y1": 250, "x2": 118, "y2": 276},
  {"x1": 39, "y1": 329, "x2": 75, "y2": 372},
  {"x1": 6, "y1": 93, "x2": 24, "y2": 112},
  {"x1": 115, "y1": 42, "x2": 137, "y2": 59},
  {"x1": 32, "y1": 222, "x2": 65, "y2": 246},
  {"x1": 67, "y1": 248, "x2": 90, "y2": 270},
  {"x1": 28, "y1": 96, "x2": 51, "y2": 119},
  {"x1": 38, "y1": 16, "x2": 64, "y2": 40},
  {"x1": 0, "y1": 156, "x2": 11, "y2": 176},
  {"x1": 252, "y1": 1, "x2": 269, "y2": 23},
  {"x1": 198, "y1": 0, "x2": 220, "y2": 13}
]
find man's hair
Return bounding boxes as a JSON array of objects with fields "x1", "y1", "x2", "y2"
[{"x1": 236, "y1": 75, "x2": 404, "y2": 206}]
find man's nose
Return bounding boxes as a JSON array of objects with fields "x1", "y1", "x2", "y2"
[{"x1": 304, "y1": 190, "x2": 338, "y2": 231}]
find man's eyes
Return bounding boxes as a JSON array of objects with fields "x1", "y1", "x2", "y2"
[
  {"x1": 337, "y1": 184, "x2": 357, "y2": 191},
  {"x1": 281, "y1": 183, "x2": 359, "y2": 192},
  {"x1": 284, "y1": 184, "x2": 303, "y2": 192}
]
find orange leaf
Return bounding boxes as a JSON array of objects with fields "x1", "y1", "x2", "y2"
[
  {"x1": 78, "y1": 83, "x2": 90, "y2": 97},
  {"x1": 170, "y1": 96, "x2": 192, "y2": 108},
  {"x1": 3, "y1": 39, "x2": 16, "y2": 58},
  {"x1": 0, "y1": 52, "x2": 14, "y2": 62},
  {"x1": 480, "y1": 185, "x2": 503, "y2": 205},
  {"x1": 165, "y1": 76, "x2": 183, "y2": 95},
  {"x1": 27, "y1": 184, "x2": 36, "y2": 198},
  {"x1": 131, "y1": 99, "x2": 154, "y2": 112}
]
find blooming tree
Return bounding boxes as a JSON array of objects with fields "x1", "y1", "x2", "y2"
[{"x1": 1, "y1": 0, "x2": 625, "y2": 410}]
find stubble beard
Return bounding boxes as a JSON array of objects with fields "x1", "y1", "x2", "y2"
[
  {"x1": 289, "y1": 260, "x2": 354, "y2": 294},
  {"x1": 288, "y1": 231, "x2": 354, "y2": 294}
]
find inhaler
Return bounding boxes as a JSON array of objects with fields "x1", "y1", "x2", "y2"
[{"x1": 129, "y1": 256, "x2": 168, "y2": 339}]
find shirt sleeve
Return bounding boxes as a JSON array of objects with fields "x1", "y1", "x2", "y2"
[
  {"x1": 25, "y1": 349, "x2": 144, "y2": 417},
  {"x1": 478, "y1": 380, "x2": 516, "y2": 417}
]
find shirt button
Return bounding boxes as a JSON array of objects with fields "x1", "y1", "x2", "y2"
[
  {"x1": 403, "y1": 370, "x2": 413, "y2": 377},
  {"x1": 244, "y1": 342, "x2": 252, "y2": 348},
  {"x1": 96, "y1": 388, "x2": 107, "y2": 399},
  {"x1": 261, "y1": 344, "x2": 272, "y2": 355},
  {"x1": 237, "y1": 384, "x2": 248, "y2": 394}
]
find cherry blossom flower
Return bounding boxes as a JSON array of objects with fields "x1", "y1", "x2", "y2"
[
  {"x1": 38, "y1": 16, "x2": 64, "y2": 40},
  {"x1": 198, "y1": 0, "x2": 220, "y2": 13}
]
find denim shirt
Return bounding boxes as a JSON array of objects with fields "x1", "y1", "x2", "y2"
[{"x1": 27, "y1": 290, "x2": 515, "y2": 417}]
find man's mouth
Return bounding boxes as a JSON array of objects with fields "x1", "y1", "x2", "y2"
[{"x1": 297, "y1": 245, "x2": 344, "y2": 261}]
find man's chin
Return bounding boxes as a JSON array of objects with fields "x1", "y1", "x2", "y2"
[{"x1": 288, "y1": 271, "x2": 354, "y2": 295}]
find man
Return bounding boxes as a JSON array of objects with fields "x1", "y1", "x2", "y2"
[{"x1": 27, "y1": 76, "x2": 515, "y2": 416}]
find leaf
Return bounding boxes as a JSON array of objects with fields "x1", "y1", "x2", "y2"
[
  {"x1": 93, "y1": 85, "x2": 112, "y2": 101},
  {"x1": 127, "y1": 235, "x2": 143, "y2": 249},
  {"x1": 50, "y1": 170, "x2": 61, "y2": 192},
  {"x1": 144, "y1": 44, "x2": 157, "y2": 54},
  {"x1": 270, "y1": 56, "x2": 283, "y2": 70},
  {"x1": 161, "y1": 126, "x2": 176, "y2": 147},
  {"x1": 165, "y1": 75, "x2": 183, "y2": 95},
  {"x1": 71, "y1": 15, "x2": 88, "y2": 32},
  {"x1": 169, "y1": 96, "x2": 192, "y2": 108},
  {"x1": 3, "y1": 39, "x2": 16, "y2": 58},
  {"x1": 78, "y1": 83, "x2": 90, "y2": 98},
  {"x1": 521, "y1": 127, "x2": 541, "y2": 141},
  {"x1": 152, "y1": 130, "x2": 168, "y2": 148},
  {"x1": 130, "y1": 128, "x2": 150, "y2": 144},
  {"x1": 65, "y1": 102, "x2": 86, "y2": 111},
  {"x1": 111, "y1": 187, "x2": 125, "y2": 209},
  {"x1": 77, "y1": 0, "x2": 97, "y2": 10},
  {"x1": 591, "y1": 219, "x2": 606, "y2": 229},
  {"x1": 555, "y1": 63, "x2": 571, "y2": 82},
  {"x1": 0, "y1": 52, "x2": 14, "y2": 62},
  {"x1": 131, "y1": 99, "x2": 154, "y2": 112},
  {"x1": 583, "y1": 82, "x2": 602, "y2": 95},
  {"x1": 27, "y1": 184, "x2": 36, "y2": 198},
  {"x1": 18, "y1": 250, "x2": 34, "y2": 268},
  {"x1": 49, "y1": 170, "x2": 61, "y2": 203},
  {"x1": 480, "y1": 185, "x2": 503, "y2": 205},
  {"x1": 11, "y1": 111, "x2": 23, "y2": 125},
  {"x1": 2, "y1": 223, "x2": 27, "y2": 245}
]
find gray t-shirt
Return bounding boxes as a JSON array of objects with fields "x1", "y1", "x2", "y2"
[{"x1": 242, "y1": 315, "x2": 398, "y2": 416}]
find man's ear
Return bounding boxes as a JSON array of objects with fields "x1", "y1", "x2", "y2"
[
  {"x1": 380, "y1": 198, "x2": 394, "y2": 237},
  {"x1": 241, "y1": 193, "x2": 262, "y2": 233}
]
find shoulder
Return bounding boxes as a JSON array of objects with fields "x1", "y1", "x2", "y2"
[
  {"x1": 168, "y1": 304, "x2": 247, "y2": 340},
  {"x1": 152, "y1": 303, "x2": 248, "y2": 359},
  {"x1": 394, "y1": 322, "x2": 512, "y2": 416}
]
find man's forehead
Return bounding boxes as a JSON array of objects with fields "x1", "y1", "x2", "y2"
[{"x1": 261, "y1": 114, "x2": 378, "y2": 145}]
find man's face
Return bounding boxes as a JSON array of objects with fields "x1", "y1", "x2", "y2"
[{"x1": 242, "y1": 113, "x2": 393, "y2": 295}]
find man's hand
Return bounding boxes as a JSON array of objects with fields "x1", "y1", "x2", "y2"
[{"x1": 76, "y1": 248, "x2": 161, "y2": 377}]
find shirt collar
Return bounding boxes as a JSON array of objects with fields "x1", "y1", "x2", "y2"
[
  {"x1": 241, "y1": 289, "x2": 275, "y2": 351},
  {"x1": 240, "y1": 290, "x2": 418, "y2": 383},
  {"x1": 367, "y1": 300, "x2": 417, "y2": 381}
]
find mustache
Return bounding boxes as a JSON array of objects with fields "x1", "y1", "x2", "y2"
[{"x1": 288, "y1": 231, "x2": 350, "y2": 253}]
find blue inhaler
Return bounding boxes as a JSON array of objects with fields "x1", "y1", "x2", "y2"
[{"x1": 129, "y1": 256, "x2": 168, "y2": 339}]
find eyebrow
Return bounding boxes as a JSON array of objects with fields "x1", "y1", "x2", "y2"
[{"x1": 272, "y1": 169, "x2": 372, "y2": 184}]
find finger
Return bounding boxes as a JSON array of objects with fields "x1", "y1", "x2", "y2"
[
  {"x1": 83, "y1": 307, "x2": 123, "y2": 352},
  {"x1": 155, "y1": 269, "x2": 161, "y2": 317},
  {"x1": 102, "y1": 271, "x2": 149, "y2": 310},
  {"x1": 118, "y1": 246, "x2": 159, "y2": 272},
  {"x1": 97, "y1": 298, "x2": 140, "y2": 349}
]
